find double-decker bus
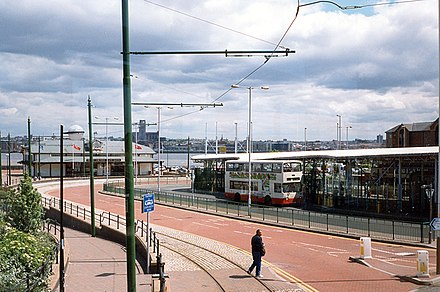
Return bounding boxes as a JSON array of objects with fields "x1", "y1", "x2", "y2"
[{"x1": 224, "y1": 159, "x2": 303, "y2": 205}]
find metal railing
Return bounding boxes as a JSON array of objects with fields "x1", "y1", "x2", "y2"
[{"x1": 104, "y1": 183, "x2": 431, "y2": 245}]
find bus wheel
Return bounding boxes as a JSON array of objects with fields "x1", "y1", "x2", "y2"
[
  {"x1": 264, "y1": 196, "x2": 272, "y2": 205},
  {"x1": 234, "y1": 193, "x2": 241, "y2": 202}
]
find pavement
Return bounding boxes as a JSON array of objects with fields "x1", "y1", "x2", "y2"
[
  {"x1": 39, "y1": 180, "x2": 440, "y2": 291},
  {"x1": 51, "y1": 227, "x2": 151, "y2": 292}
]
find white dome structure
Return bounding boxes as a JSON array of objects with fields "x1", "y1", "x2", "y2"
[{"x1": 65, "y1": 125, "x2": 85, "y2": 140}]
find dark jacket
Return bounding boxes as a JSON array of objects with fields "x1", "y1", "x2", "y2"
[{"x1": 251, "y1": 234, "x2": 264, "y2": 253}]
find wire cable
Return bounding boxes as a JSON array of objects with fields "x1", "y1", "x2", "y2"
[{"x1": 142, "y1": 0, "x2": 286, "y2": 49}]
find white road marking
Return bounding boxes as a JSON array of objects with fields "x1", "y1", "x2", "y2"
[
  {"x1": 160, "y1": 214, "x2": 183, "y2": 221},
  {"x1": 192, "y1": 222, "x2": 219, "y2": 229}
]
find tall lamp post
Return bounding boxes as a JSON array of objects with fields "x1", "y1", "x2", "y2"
[
  {"x1": 234, "y1": 122, "x2": 238, "y2": 154},
  {"x1": 346, "y1": 125, "x2": 352, "y2": 150},
  {"x1": 132, "y1": 102, "x2": 223, "y2": 193},
  {"x1": 94, "y1": 116, "x2": 119, "y2": 184},
  {"x1": 231, "y1": 84, "x2": 269, "y2": 216},
  {"x1": 143, "y1": 106, "x2": 172, "y2": 193},
  {"x1": 304, "y1": 127, "x2": 307, "y2": 151},
  {"x1": 336, "y1": 114, "x2": 342, "y2": 150}
]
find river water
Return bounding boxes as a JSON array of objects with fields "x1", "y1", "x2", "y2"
[{"x1": 1, "y1": 152, "x2": 202, "y2": 169}]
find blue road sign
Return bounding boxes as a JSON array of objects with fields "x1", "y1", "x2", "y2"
[
  {"x1": 143, "y1": 193, "x2": 155, "y2": 213},
  {"x1": 430, "y1": 217, "x2": 440, "y2": 231}
]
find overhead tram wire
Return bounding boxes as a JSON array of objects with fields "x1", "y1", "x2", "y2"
[
  {"x1": 139, "y1": 0, "x2": 425, "y2": 124},
  {"x1": 142, "y1": 0, "x2": 287, "y2": 49}
]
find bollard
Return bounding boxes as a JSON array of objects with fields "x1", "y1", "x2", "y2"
[
  {"x1": 417, "y1": 250, "x2": 429, "y2": 278},
  {"x1": 360, "y1": 237, "x2": 372, "y2": 259}
]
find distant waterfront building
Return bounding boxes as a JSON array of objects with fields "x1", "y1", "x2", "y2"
[
  {"x1": 21, "y1": 125, "x2": 156, "y2": 178},
  {"x1": 385, "y1": 118, "x2": 438, "y2": 147},
  {"x1": 376, "y1": 134, "x2": 384, "y2": 145}
]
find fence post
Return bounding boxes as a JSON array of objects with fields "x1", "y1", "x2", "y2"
[
  {"x1": 327, "y1": 213, "x2": 329, "y2": 231},
  {"x1": 368, "y1": 217, "x2": 371, "y2": 237},
  {"x1": 420, "y1": 223, "x2": 424, "y2": 243},
  {"x1": 392, "y1": 220, "x2": 395, "y2": 240},
  {"x1": 308, "y1": 211, "x2": 311, "y2": 228},
  {"x1": 276, "y1": 208, "x2": 279, "y2": 223}
]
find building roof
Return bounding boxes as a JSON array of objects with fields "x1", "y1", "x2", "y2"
[
  {"x1": 192, "y1": 146, "x2": 438, "y2": 162},
  {"x1": 386, "y1": 120, "x2": 437, "y2": 133},
  {"x1": 30, "y1": 139, "x2": 155, "y2": 155}
]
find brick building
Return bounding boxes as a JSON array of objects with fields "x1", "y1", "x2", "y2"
[{"x1": 385, "y1": 118, "x2": 438, "y2": 147}]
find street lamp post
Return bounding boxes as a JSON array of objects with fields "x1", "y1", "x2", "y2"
[
  {"x1": 133, "y1": 102, "x2": 223, "y2": 192},
  {"x1": 304, "y1": 127, "x2": 307, "y2": 151},
  {"x1": 94, "y1": 116, "x2": 119, "y2": 184},
  {"x1": 234, "y1": 122, "x2": 238, "y2": 154},
  {"x1": 336, "y1": 114, "x2": 342, "y2": 150},
  {"x1": 7, "y1": 133, "x2": 11, "y2": 185},
  {"x1": 346, "y1": 125, "x2": 352, "y2": 150},
  {"x1": 144, "y1": 106, "x2": 170, "y2": 192},
  {"x1": 231, "y1": 84, "x2": 269, "y2": 216}
]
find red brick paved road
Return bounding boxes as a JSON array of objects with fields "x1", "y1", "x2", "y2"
[{"x1": 42, "y1": 181, "x2": 437, "y2": 291}]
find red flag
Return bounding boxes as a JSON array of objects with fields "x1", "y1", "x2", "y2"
[{"x1": 73, "y1": 144, "x2": 81, "y2": 151}]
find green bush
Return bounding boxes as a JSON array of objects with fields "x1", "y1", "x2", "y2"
[
  {"x1": 5, "y1": 174, "x2": 43, "y2": 233},
  {"x1": 0, "y1": 176, "x2": 55, "y2": 291}
]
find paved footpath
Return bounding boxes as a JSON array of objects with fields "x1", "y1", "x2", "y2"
[
  {"x1": 57, "y1": 227, "x2": 151, "y2": 292},
  {"x1": 39, "y1": 180, "x2": 440, "y2": 291}
]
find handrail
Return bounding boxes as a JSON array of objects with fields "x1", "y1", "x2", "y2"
[{"x1": 104, "y1": 182, "x2": 431, "y2": 245}]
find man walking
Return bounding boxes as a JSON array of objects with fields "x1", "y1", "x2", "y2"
[{"x1": 248, "y1": 229, "x2": 265, "y2": 278}]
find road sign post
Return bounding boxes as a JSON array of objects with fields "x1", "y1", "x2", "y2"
[{"x1": 142, "y1": 193, "x2": 154, "y2": 274}]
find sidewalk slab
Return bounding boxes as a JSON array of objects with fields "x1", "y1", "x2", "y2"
[{"x1": 55, "y1": 227, "x2": 151, "y2": 291}]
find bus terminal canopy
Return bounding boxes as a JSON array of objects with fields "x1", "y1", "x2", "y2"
[{"x1": 191, "y1": 146, "x2": 438, "y2": 162}]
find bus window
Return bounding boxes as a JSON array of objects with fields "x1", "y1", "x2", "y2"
[
  {"x1": 253, "y1": 163, "x2": 262, "y2": 172},
  {"x1": 283, "y1": 163, "x2": 292, "y2": 172},
  {"x1": 274, "y1": 183, "x2": 282, "y2": 193},
  {"x1": 263, "y1": 163, "x2": 273, "y2": 172},
  {"x1": 283, "y1": 183, "x2": 300, "y2": 192},
  {"x1": 292, "y1": 163, "x2": 302, "y2": 172},
  {"x1": 273, "y1": 163, "x2": 282, "y2": 173}
]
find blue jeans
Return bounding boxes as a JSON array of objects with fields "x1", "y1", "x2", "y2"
[{"x1": 248, "y1": 251, "x2": 262, "y2": 276}]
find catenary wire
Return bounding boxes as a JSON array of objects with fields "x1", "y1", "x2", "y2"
[{"x1": 140, "y1": 0, "x2": 429, "y2": 124}]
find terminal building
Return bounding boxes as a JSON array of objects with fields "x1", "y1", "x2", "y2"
[
  {"x1": 21, "y1": 125, "x2": 156, "y2": 178},
  {"x1": 192, "y1": 146, "x2": 438, "y2": 221}
]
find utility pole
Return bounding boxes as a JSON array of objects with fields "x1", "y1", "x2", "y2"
[
  {"x1": 121, "y1": 1, "x2": 136, "y2": 290},
  {"x1": 88, "y1": 96, "x2": 96, "y2": 237},
  {"x1": 28, "y1": 117, "x2": 32, "y2": 177},
  {"x1": 59, "y1": 125, "x2": 65, "y2": 292}
]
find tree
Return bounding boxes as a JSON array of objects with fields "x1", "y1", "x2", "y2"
[{"x1": 5, "y1": 174, "x2": 43, "y2": 233}]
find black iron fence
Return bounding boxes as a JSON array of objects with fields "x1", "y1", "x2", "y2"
[{"x1": 104, "y1": 182, "x2": 432, "y2": 245}]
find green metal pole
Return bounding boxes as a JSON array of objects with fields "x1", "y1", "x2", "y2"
[
  {"x1": 59, "y1": 125, "x2": 65, "y2": 292},
  {"x1": 0, "y1": 131, "x2": 2, "y2": 186},
  {"x1": 28, "y1": 117, "x2": 32, "y2": 177},
  {"x1": 122, "y1": 1, "x2": 136, "y2": 290},
  {"x1": 8, "y1": 133, "x2": 11, "y2": 185},
  {"x1": 88, "y1": 96, "x2": 96, "y2": 237}
]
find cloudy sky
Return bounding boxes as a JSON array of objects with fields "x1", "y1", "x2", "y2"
[{"x1": 0, "y1": 0, "x2": 438, "y2": 142}]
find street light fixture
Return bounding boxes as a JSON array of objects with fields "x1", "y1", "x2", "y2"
[
  {"x1": 304, "y1": 127, "x2": 307, "y2": 151},
  {"x1": 144, "y1": 106, "x2": 173, "y2": 192},
  {"x1": 94, "y1": 116, "x2": 119, "y2": 184},
  {"x1": 336, "y1": 114, "x2": 342, "y2": 150},
  {"x1": 346, "y1": 125, "x2": 352, "y2": 150},
  {"x1": 133, "y1": 101, "x2": 223, "y2": 193},
  {"x1": 231, "y1": 84, "x2": 269, "y2": 216}
]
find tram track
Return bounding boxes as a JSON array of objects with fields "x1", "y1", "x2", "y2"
[{"x1": 152, "y1": 225, "x2": 306, "y2": 292}]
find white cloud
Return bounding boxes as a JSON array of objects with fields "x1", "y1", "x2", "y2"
[{"x1": 0, "y1": 0, "x2": 437, "y2": 140}]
